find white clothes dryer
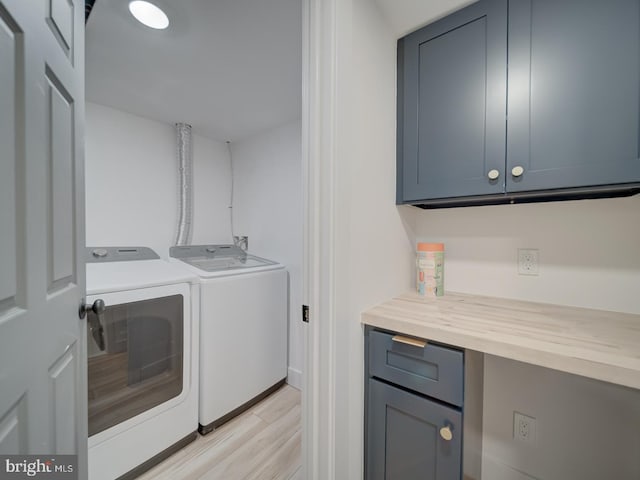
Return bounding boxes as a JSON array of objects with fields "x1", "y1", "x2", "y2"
[
  {"x1": 169, "y1": 245, "x2": 287, "y2": 434},
  {"x1": 86, "y1": 247, "x2": 199, "y2": 480}
]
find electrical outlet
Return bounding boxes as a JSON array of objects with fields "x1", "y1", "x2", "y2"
[
  {"x1": 518, "y1": 249, "x2": 539, "y2": 276},
  {"x1": 513, "y1": 412, "x2": 536, "y2": 444}
]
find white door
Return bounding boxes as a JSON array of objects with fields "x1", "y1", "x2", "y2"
[{"x1": 0, "y1": 0, "x2": 87, "y2": 477}]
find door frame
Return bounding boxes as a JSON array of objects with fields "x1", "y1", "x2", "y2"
[{"x1": 302, "y1": 0, "x2": 339, "y2": 478}]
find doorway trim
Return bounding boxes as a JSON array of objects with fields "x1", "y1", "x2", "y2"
[{"x1": 302, "y1": 0, "x2": 339, "y2": 478}]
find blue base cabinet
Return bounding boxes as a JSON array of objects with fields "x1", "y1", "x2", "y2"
[
  {"x1": 367, "y1": 379, "x2": 462, "y2": 480},
  {"x1": 365, "y1": 328, "x2": 469, "y2": 480}
]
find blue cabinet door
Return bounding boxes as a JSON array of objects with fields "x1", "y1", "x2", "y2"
[
  {"x1": 367, "y1": 379, "x2": 462, "y2": 480},
  {"x1": 506, "y1": 0, "x2": 640, "y2": 192},
  {"x1": 398, "y1": 0, "x2": 507, "y2": 202}
]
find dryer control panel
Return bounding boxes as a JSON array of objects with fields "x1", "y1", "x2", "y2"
[{"x1": 85, "y1": 246, "x2": 160, "y2": 263}]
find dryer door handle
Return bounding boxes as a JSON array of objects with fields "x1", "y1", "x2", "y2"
[{"x1": 80, "y1": 298, "x2": 106, "y2": 351}]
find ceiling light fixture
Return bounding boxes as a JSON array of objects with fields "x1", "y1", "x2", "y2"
[{"x1": 128, "y1": 1, "x2": 169, "y2": 30}]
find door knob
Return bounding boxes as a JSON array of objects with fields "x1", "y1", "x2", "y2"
[
  {"x1": 511, "y1": 165, "x2": 524, "y2": 177},
  {"x1": 79, "y1": 298, "x2": 105, "y2": 318},
  {"x1": 439, "y1": 425, "x2": 453, "y2": 441},
  {"x1": 80, "y1": 299, "x2": 106, "y2": 351}
]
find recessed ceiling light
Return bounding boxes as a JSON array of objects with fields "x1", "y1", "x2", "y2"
[{"x1": 128, "y1": 1, "x2": 169, "y2": 30}]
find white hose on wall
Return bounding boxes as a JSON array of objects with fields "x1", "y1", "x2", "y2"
[
  {"x1": 227, "y1": 140, "x2": 235, "y2": 241},
  {"x1": 174, "y1": 123, "x2": 193, "y2": 246}
]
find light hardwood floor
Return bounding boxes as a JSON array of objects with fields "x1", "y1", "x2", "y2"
[{"x1": 136, "y1": 385, "x2": 301, "y2": 480}]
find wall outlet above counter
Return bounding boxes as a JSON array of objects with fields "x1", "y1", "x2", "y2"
[{"x1": 517, "y1": 249, "x2": 539, "y2": 276}]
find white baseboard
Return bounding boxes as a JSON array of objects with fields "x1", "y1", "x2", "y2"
[{"x1": 287, "y1": 366, "x2": 302, "y2": 390}]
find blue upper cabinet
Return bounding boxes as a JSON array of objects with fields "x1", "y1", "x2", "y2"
[
  {"x1": 398, "y1": 0, "x2": 508, "y2": 202},
  {"x1": 506, "y1": 0, "x2": 640, "y2": 193},
  {"x1": 397, "y1": 0, "x2": 640, "y2": 207}
]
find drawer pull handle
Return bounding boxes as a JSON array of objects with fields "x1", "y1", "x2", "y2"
[
  {"x1": 440, "y1": 426, "x2": 453, "y2": 441},
  {"x1": 391, "y1": 335, "x2": 426, "y2": 348}
]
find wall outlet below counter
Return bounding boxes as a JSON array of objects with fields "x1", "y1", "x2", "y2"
[{"x1": 514, "y1": 411, "x2": 537, "y2": 444}]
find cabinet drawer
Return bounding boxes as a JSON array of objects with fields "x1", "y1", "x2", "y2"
[{"x1": 369, "y1": 330, "x2": 463, "y2": 406}]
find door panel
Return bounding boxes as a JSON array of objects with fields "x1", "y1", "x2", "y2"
[
  {"x1": 46, "y1": 67, "x2": 75, "y2": 291},
  {"x1": 507, "y1": 0, "x2": 640, "y2": 191},
  {"x1": 386, "y1": 405, "x2": 438, "y2": 478},
  {"x1": 0, "y1": 4, "x2": 23, "y2": 314},
  {"x1": 417, "y1": 18, "x2": 488, "y2": 186},
  {"x1": 48, "y1": 342, "x2": 78, "y2": 454},
  {"x1": 0, "y1": 397, "x2": 27, "y2": 454},
  {"x1": 47, "y1": 0, "x2": 74, "y2": 58},
  {"x1": 399, "y1": 0, "x2": 507, "y2": 201}
]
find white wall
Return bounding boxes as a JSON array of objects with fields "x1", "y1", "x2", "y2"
[
  {"x1": 86, "y1": 103, "x2": 304, "y2": 386},
  {"x1": 330, "y1": 0, "x2": 416, "y2": 477},
  {"x1": 481, "y1": 355, "x2": 640, "y2": 480},
  {"x1": 230, "y1": 121, "x2": 304, "y2": 388},
  {"x1": 415, "y1": 196, "x2": 640, "y2": 479},
  {"x1": 375, "y1": 0, "x2": 476, "y2": 36},
  {"x1": 415, "y1": 196, "x2": 640, "y2": 314},
  {"x1": 85, "y1": 102, "x2": 232, "y2": 258}
]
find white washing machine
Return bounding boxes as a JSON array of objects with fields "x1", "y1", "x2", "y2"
[
  {"x1": 169, "y1": 244, "x2": 287, "y2": 434},
  {"x1": 86, "y1": 247, "x2": 199, "y2": 480}
]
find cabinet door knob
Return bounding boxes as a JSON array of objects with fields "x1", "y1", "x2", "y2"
[
  {"x1": 440, "y1": 425, "x2": 453, "y2": 441},
  {"x1": 487, "y1": 169, "x2": 500, "y2": 180},
  {"x1": 511, "y1": 166, "x2": 524, "y2": 177}
]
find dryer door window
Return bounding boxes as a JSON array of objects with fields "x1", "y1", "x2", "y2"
[{"x1": 87, "y1": 294, "x2": 184, "y2": 437}]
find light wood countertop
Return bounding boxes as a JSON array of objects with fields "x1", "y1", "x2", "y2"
[{"x1": 361, "y1": 292, "x2": 640, "y2": 390}]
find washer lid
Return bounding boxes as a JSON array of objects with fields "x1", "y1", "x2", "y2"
[
  {"x1": 179, "y1": 254, "x2": 277, "y2": 272},
  {"x1": 169, "y1": 244, "x2": 277, "y2": 272},
  {"x1": 170, "y1": 244, "x2": 244, "y2": 259}
]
